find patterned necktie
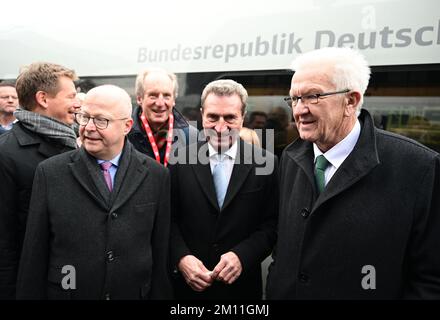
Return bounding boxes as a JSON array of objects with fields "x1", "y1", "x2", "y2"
[
  {"x1": 212, "y1": 154, "x2": 228, "y2": 208},
  {"x1": 315, "y1": 155, "x2": 329, "y2": 194},
  {"x1": 100, "y1": 161, "x2": 113, "y2": 192}
]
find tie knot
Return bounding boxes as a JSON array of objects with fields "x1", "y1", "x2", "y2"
[
  {"x1": 315, "y1": 155, "x2": 329, "y2": 171},
  {"x1": 217, "y1": 154, "x2": 226, "y2": 162},
  {"x1": 100, "y1": 161, "x2": 112, "y2": 171}
]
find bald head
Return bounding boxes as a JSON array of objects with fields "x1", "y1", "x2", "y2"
[
  {"x1": 85, "y1": 85, "x2": 132, "y2": 118},
  {"x1": 79, "y1": 85, "x2": 134, "y2": 160}
]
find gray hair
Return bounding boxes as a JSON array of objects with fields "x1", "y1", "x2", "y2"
[
  {"x1": 291, "y1": 47, "x2": 371, "y2": 111},
  {"x1": 201, "y1": 79, "x2": 248, "y2": 115},
  {"x1": 135, "y1": 67, "x2": 178, "y2": 98}
]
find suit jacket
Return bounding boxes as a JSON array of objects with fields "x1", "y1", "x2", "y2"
[
  {"x1": 0, "y1": 123, "x2": 75, "y2": 299},
  {"x1": 266, "y1": 109, "x2": 440, "y2": 299},
  {"x1": 16, "y1": 141, "x2": 173, "y2": 300},
  {"x1": 170, "y1": 140, "x2": 278, "y2": 300}
]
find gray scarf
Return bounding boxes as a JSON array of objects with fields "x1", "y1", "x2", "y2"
[{"x1": 14, "y1": 108, "x2": 77, "y2": 149}]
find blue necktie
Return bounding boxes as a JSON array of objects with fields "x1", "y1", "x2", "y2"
[{"x1": 213, "y1": 154, "x2": 228, "y2": 208}]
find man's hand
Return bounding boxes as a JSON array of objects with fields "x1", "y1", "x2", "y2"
[
  {"x1": 178, "y1": 255, "x2": 214, "y2": 292},
  {"x1": 211, "y1": 251, "x2": 242, "y2": 285}
]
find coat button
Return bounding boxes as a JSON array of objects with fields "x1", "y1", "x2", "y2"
[
  {"x1": 107, "y1": 251, "x2": 114, "y2": 261},
  {"x1": 300, "y1": 208, "x2": 310, "y2": 218},
  {"x1": 298, "y1": 273, "x2": 310, "y2": 283},
  {"x1": 105, "y1": 293, "x2": 111, "y2": 300},
  {"x1": 111, "y1": 212, "x2": 118, "y2": 219}
]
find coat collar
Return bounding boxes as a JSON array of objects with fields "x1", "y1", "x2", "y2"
[
  {"x1": 285, "y1": 109, "x2": 381, "y2": 211},
  {"x1": 14, "y1": 122, "x2": 74, "y2": 157},
  {"x1": 69, "y1": 141, "x2": 149, "y2": 211}
]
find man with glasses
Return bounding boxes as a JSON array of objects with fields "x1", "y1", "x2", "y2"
[
  {"x1": 0, "y1": 82, "x2": 19, "y2": 135},
  {"x1": 267, "y1": 47, "x2": 440, "y2": 299},
  {"x1": 0, "y1": 63, "x2": 79, "y2": 299},
  {"x1": 17, "y1": 85, "x2": 173, "y2": 300}
]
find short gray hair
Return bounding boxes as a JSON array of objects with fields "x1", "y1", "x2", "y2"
[
  {"x1": 291, "y1": 47, "x2": 371, "y2": 110},
  {"x1": 135, "y1": 67, "x2": 178, "y2": 98},
  {"x1": 201, "y1": 79, "x2": 248, "y2": 115}
]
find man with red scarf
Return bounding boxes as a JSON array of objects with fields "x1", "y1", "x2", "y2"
[{"x1": 128, "y1": 68, "x2": 197, "y2": 167}]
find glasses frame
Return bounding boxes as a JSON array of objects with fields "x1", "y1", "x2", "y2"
[
  {"x1": 74, "y1": 113, "x2": 128, "y2": 130},
  {"x1": 284, "y1": 89, "x2": 350, "y2": 107}
]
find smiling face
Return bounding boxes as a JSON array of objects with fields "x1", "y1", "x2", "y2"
[
  {"x1": 45, "y1": 76, "x2": 80, "y2": 125},
  {"x1": 136, "y1": 71, "x2": 175, "y2": 132},
  {"x1": 202, "y1": 93, "x2": 244, "y2": 151},
  {"x1": 291, "y1": 66, "x2": 358, "y2": 152}
]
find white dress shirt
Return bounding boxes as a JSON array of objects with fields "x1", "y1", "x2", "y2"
[{"x1": 313, "y1": 119, "x2": 361, "y2": 187}]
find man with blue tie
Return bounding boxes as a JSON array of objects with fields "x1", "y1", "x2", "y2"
[
  {"x1": 170, "y1": 79, "x2": 278, "y2": 300},
  {"x1": 17, "y1": 85, "x2": 173, "y2": 300}
]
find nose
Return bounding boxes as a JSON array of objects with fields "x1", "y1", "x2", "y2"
[
  {"x1": 84, "y1": 118, "x2": 96, "y2": 131},
  {"x1": 155, "y1": 94, "x2": 167, "y2": 106},
  {"x1": 73, "y1": 97, "x2": 81, "y2": 109},
  {"x1": 214, "y1": 118, "x2": 229, "y2": 133},
  {"x1": 293, "y1": 99, "x2": 309, "y2": 117}
]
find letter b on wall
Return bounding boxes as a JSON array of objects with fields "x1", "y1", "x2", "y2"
[
  {"x1": 61, "y1": 265, "x2": 76, "y2": 290},
  {"x1": 361, "y1": 265, "x2": 376, "y2": 290}
]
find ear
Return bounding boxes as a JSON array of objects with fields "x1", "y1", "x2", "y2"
[
  {"x1": 35, "y1": 91, "x2": 49, "y2": 109},
  {"x1": 344, "y1": 91, "x2": 361, "y2": 117},
  {"x1": 136, "y1": 95, "x2": 143, "y2": 106},
  {"x1": 123, "y1": 119, "x2": 134, "y2": 135}
]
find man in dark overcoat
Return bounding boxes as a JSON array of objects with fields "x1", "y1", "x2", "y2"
[
  {"x1": 170, "y1": 79, "x2": 278, "y2": 300},
  {"x1": 266, "y1": 47, "x2": 440, "y2": 299},
  {"x1": 16, "y1": 85, "x2": 172, "y2": 300}
]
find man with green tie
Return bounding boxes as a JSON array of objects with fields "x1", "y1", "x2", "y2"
[{"x1": 267, "y1": 47, "x2": 440, "y2": 299}]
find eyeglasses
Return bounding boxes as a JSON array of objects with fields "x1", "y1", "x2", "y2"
[
  {"x1": 74, "y1": 113, "x2": 128, "y2": 130},
  {"x1": 284, "y1": 89, "x2": 350, "y2": 107}
]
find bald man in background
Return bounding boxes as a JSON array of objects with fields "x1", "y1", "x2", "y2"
[{"x1": 17, "y1": 85, "x2": 172, "y2": 300}]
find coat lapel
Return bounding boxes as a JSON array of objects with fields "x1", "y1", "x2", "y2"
[
  {"x1": 313, "y1": 111, "x2": 380, "y2": 211},
  {"x1": 221, "y1": 140, "x2": 253, "y2": 211},
  {"x1": 192, "y1": 142, "x2": 221, "y2": 211},
  {"x1": 110, "y1": 142, "x2": 149, "y2": 212},
  {"x1": 287, "y1": 110, "x2": 381, "y2": 213},
  {"x1": 69, "y1": 148, "x2": 109, "y2": 210},
  {"x1": 286, "y1": 139, "x2": 317, "y2": 193}
]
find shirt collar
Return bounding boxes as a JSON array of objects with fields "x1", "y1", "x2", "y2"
[
  {"x1": 208, "y1": 139, "x2": 238, "y2": 161},
  {"x1": 313, "y1": 119, "x2": 361, "y2": 169},
  {"x1": 96, "y1": 152, "x2": 122, "y2": 168}
]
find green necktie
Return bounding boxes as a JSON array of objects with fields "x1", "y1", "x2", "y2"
[{"x1": 315, "y1": 155, "x2": 329, "y2": 194}]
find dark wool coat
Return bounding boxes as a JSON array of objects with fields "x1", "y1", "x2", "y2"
[
  {"x1": 16, "y1": 142, "x2": 173, "y2": 300},
  {"x1": 170, "y1": 140, "x2": 278, "y2": 299},
  {"x1": 0, "y1": 123, "x2": 75, "y2": 299},
  {"x1": 267, "y1": 109, "x2": 440, "y2": 299}
]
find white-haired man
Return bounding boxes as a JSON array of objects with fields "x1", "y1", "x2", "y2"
[
  {"x1": 129, "y1": 68, "x2": 197, "y2": 167},
  {"x1": 267, "y1": 47, "x2": 440, "y2": 299}
]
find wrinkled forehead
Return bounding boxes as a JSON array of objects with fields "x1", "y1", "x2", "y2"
[
  {"x1": 290, "y1": 66, "x2": 335, "y2": 94},
  {"x1": 82, "y1": 95, "x2": 119, "y2": 117},
  {"x1": 0, "y1": 86, "x2": 17, "y2": 94},
  {"x1": 144, "y1": 72, "x2": 174, "y2": 91}
]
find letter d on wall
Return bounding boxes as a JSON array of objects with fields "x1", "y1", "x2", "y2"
[
  {"x1": 61, "y1": 265, "x2": 76, "y2": 290},
  {"x1": 361, "y1": 265, "x2": 376, "y2": 290}
]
